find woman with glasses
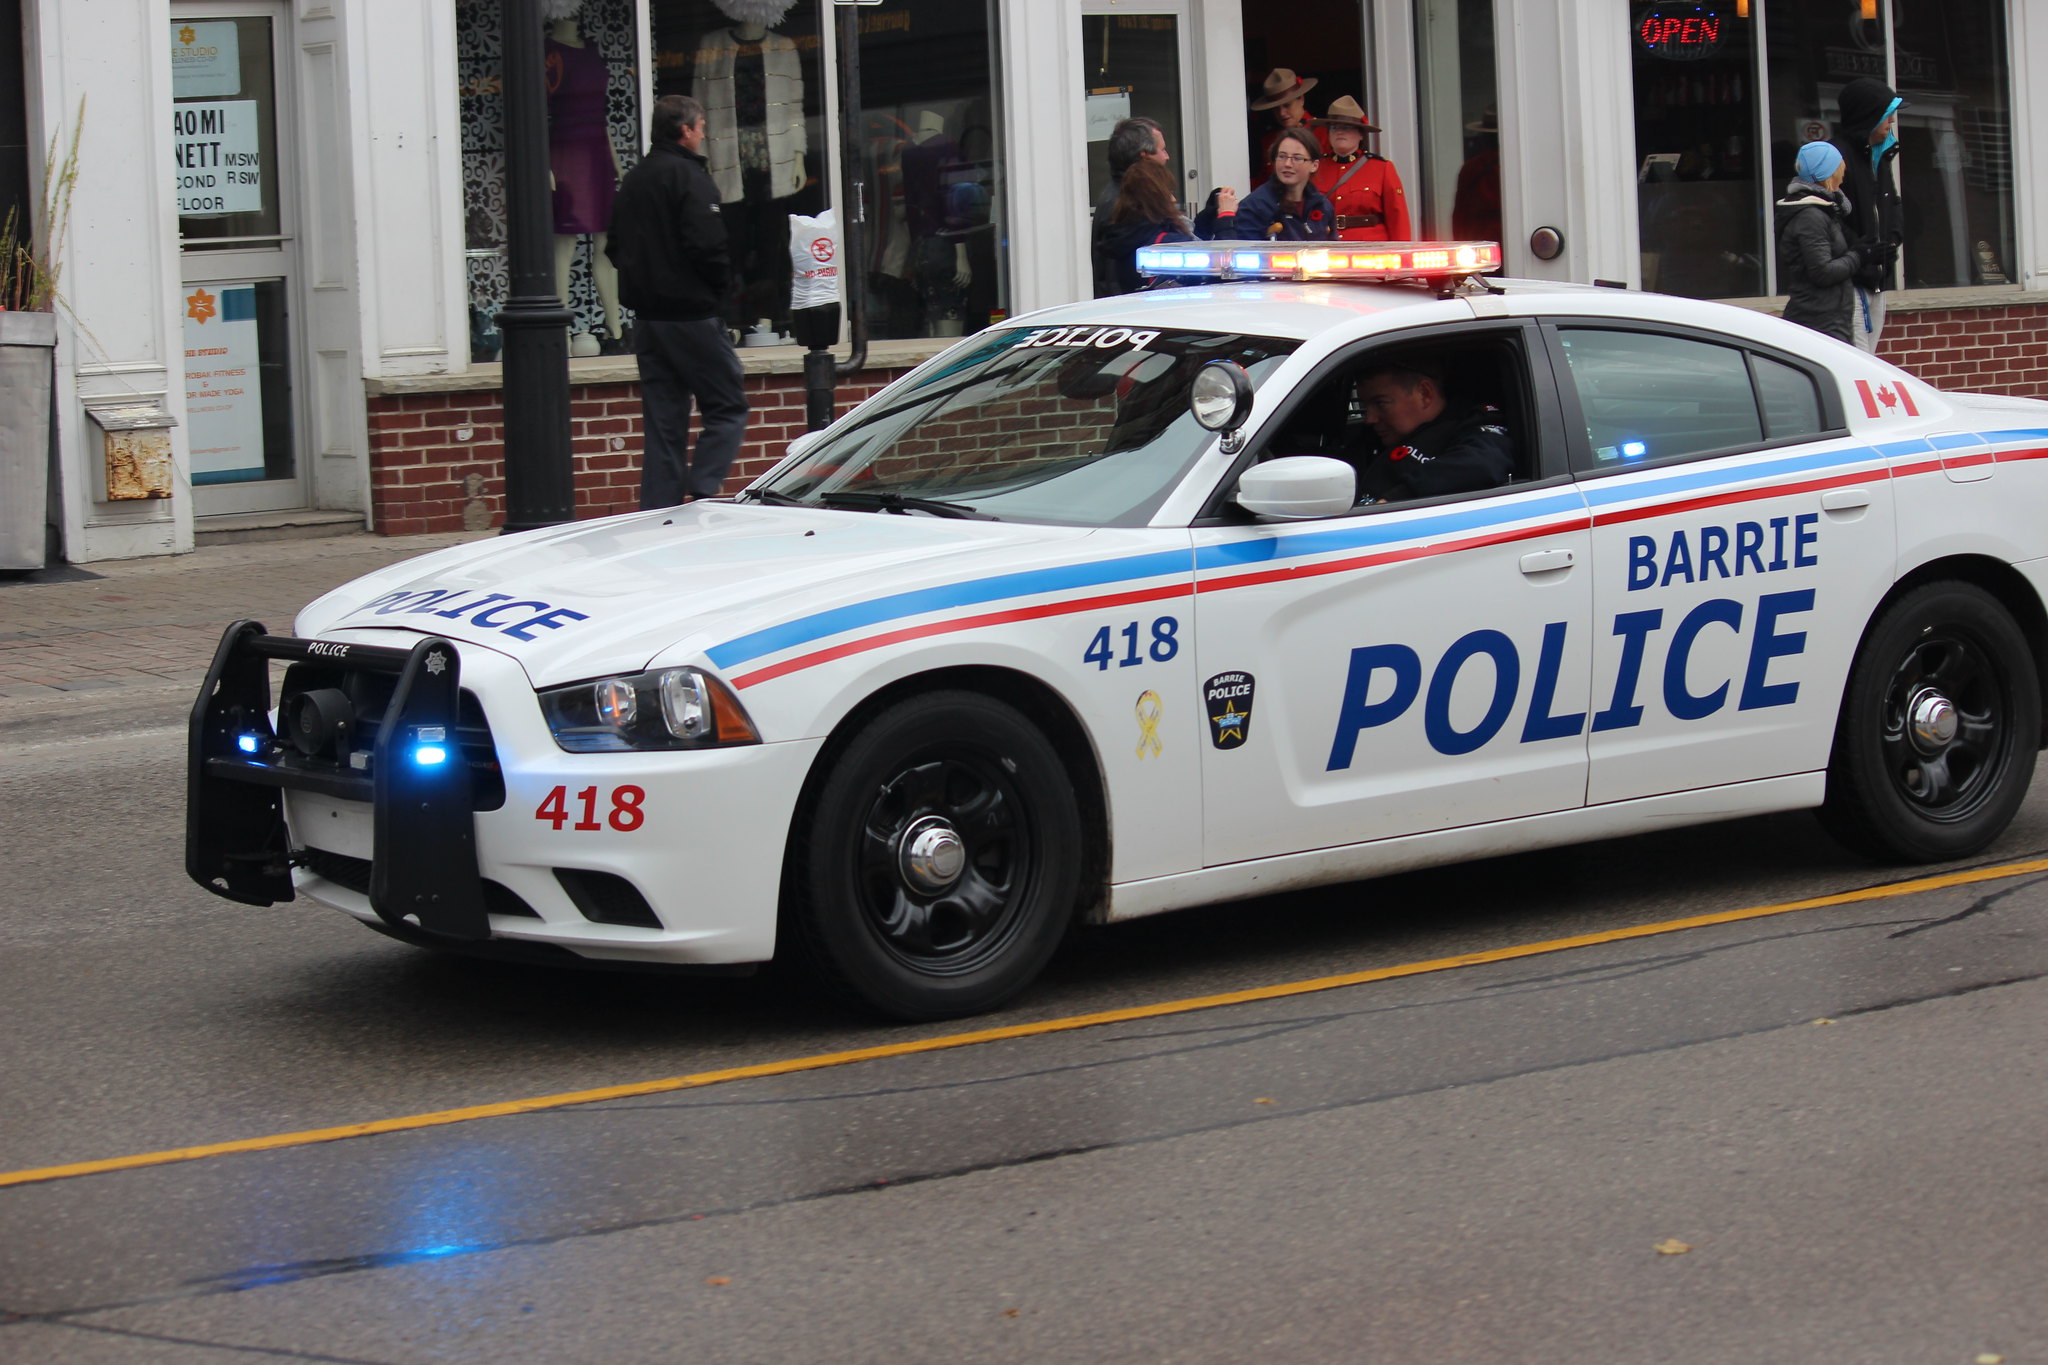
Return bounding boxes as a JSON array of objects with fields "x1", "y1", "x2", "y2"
[{"x1": 1223, "y1": 127, "x2": 1334, "y2": 243}]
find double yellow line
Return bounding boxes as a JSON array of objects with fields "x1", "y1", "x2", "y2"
[{"x1": 6, "y1": 856, "x2": 2044, "y2": 1191}]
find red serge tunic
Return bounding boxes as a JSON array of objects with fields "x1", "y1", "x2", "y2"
[{"x1": 1311, "y1": 153, "x2": 1412, "y2": 242}]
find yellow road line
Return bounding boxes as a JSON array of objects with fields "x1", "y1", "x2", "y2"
[{"x1": 7, "y1": 855, "x2": 2047, "y2": 1191}]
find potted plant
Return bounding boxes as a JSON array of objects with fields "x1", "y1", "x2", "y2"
[{"x1": 0, "y1": 116, "x2": 77, "y2": 571}]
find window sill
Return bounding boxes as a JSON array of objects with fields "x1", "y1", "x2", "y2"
[
  {"x1": 1717, "y1": 283, "x2": 2043, "y2": 316},
  {"x1": 364, "y1": 336, "x2": 954, "y2": 397}
]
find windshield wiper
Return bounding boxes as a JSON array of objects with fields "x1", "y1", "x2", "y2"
[
  {"x1": 818, "y1": 490, "x2": 992, "y2": 520},
  {"x1": 742, "y1": 486, "x2": 807, "y2": 506}
]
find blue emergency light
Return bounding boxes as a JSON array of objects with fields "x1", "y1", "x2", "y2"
[
  {"x1": 1136, "y1": 239, "x2": 1502, "y2": 284},
  {"x1": 414, "y1": 726, "x2": 449, "y2": 767}
]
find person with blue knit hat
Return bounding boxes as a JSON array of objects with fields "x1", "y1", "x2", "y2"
[
  {"x1": 1830, "y1": 76, "x2": 1906, "y2": 351},
  {"x1": 1776, "y1": 140, "x2": 1862, "y2": 342}
]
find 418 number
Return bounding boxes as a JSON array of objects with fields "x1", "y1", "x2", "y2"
[
  {"x1": 535, "y1": 784, "x2": 646, "y2": 832},
  {"x1": 1084, "y1": 616, "x2": 1180, "y2": 671}
]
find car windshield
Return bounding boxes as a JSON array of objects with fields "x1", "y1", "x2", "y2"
[{"x1": 752, "y1": 325, "x2": 1300, "y2": 527}]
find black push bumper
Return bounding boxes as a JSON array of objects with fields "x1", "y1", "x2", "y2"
[{"x1": 185, "y1": 621, "x2": 491, "y2": 940}]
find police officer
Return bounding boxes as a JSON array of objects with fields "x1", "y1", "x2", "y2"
[
  {"x1": 1249, "y1": 68, "x2": 1331, "y2": 189},
  {"x1": 1349, "y1": 362, "x2": 1514, "y2": 503},
  {"x1": 1312, "y1": 97, "x2": 1411, "y2": 243}
]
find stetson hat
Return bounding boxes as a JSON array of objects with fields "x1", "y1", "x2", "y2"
[
  {"x1": 1250, "y1": 68, "x2": 1319, "y2": 112},
  {"x1": 1316, "y1": 96, "x2": 1381, "y2": 132}
]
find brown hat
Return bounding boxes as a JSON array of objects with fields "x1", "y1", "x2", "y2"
[
  {"x1": 1315, "y1": 96, "x2": 1381, "y2": 132},
  {"x1": 1250, "y1": 68, "x2": 1319, "y2": 111}
]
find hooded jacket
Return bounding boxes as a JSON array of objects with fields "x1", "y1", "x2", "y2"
[
  {"x1": 1775, "y1": 181, "x2": 1860, "y2": 343},
  {"x1": 605, "y1": 141, "x2": 730, "y2": 322},
  {"x1": 1830, "y1": 76, "x2": 1903, "y2": 292}
]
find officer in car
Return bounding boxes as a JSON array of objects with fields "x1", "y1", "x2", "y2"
[{"x1": 1348, "y1": 362, "x2": 1515, "y2": 503}]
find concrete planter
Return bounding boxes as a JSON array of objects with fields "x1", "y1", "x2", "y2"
[{"x1": 0, "y1": 310, "x2": 57, "y2": 570}]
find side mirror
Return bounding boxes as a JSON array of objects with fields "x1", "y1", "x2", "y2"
[
  {"x1": 1190, "y1": 360, "x2": 1255, "y2": 443},
  {"x1": 1235, "y1": 456, "x2": 1358, "y2": 520}
]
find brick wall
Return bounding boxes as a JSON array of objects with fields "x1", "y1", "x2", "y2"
[
  {"x1": 365, "y1": 367, "x2": 910, "y2": 535},
  {"x1": 1875, "y1": 302, "x2": 2048, "y2": 398}
]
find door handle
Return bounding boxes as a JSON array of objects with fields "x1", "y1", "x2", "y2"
[
  {"x1": 1519, "y1": 548, "x2": 1576, "y2": 575},
  {"x1": 1820, "y1": 488, "x2": 1872, "y2": 511}
]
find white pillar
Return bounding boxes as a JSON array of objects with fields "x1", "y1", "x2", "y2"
[
  {"x1": 998, "y1": 0, "x2": 1090, "y2": 315},
  {"x1": 2009, "y1": 0, "x2": 2048, "y2": 293}
]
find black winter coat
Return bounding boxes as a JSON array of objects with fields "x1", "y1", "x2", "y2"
[
  {"x1": 1830, "y1": 76, "x2": 1903, "y2": 291},
  {"x1": 605, "y1": 142, "x2": 730, "y2": 322},
  {"x1": 1775, "y1": 184, "x2": 1860, "y2": 343}
]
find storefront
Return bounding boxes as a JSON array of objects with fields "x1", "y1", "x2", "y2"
[{"x1": 16, "y1": 0, "x2": 2048, "y2": 558}]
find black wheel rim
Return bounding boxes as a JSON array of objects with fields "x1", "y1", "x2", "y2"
[
  {"x1": 1878, "y1": 625, "x2": 2014, "y2": 824},
  {"x1": 852, "y1": 749, "x2": 1035, "y2": 976}
]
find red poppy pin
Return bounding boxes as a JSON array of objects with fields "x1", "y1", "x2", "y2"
[
  {"x1": 1309, "y1": 209, "x2": 1325, "y2": 221},
  {"x1": 1388, "y1": 445, "x2": 1412, "y2": 462}
]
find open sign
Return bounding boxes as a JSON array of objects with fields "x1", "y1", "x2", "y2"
[{"x1": 1637, "y1": 6, "x2": 1727, "y2": 61}]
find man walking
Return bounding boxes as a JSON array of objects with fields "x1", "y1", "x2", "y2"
[
  {"x1": 606, "y1": 94, "x2": 748, "y2": 508},
  {"x1": 1829, "y1": 76, "x2": 1905, "y2": 353}
]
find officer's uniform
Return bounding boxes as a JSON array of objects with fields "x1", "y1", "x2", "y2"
[
  {"x1": 1313, "y1": 151, "x2": 1412, "y2": 242},
  {"x1": 1353, "y1": 404, "x2": 1515, "y2": 504}
]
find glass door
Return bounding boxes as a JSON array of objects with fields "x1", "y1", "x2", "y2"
[
  {"x1": 1079, "y1": 3, "x2": 1200, "y2": 237},
  {"x1": 172, "y1": 2, "x2": 305, "y2": 516}
]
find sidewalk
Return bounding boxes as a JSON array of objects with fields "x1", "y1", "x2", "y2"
[{"x1": 0, "y1": 533, "x2": 482, "y2": 704}]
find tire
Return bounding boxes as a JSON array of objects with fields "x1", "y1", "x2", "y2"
[
  {"x1": 786, "y1": 690, "x2": 1083, "y2": 1020},
  {"x1": 1819, "y1": 581, "x2": 2040, "y2": 863}
]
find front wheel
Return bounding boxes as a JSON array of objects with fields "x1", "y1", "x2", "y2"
[
  {"x1": 786, "y1": 691, "x2": 1083, "y2": 1020},
  {"x1": 1819, "y1": 581, "x2": 2039, "y2": 863}
]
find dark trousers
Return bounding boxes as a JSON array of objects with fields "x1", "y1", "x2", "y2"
[{"x1": 635, "y1": 317, "x2": 748, "y2": 508}]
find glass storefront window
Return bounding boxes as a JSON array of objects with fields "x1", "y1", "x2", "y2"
[
  {"x1": 172, "y1": 17, "x2": 283, "y2": 248},
  {"x1": 1413, "y1": 0, "x2": 1501, "y2": 243},
  {"x1": 457, "y1": 0, "x2": 644, "y2": 362},
  {"x1": 855, "y1": 1, "x2": 1005, "y2": 339},
  {"x1": 1892, "y1": 0, "x2": 2015, "y2": 287}
]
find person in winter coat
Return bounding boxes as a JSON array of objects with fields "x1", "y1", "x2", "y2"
[
  {"x1": 1775, "y1": 141, "x2": 1861, "y2": 343},
  {"x1": 1214, "y1": 127, "x2": 1333, "y2": 242},
  {"x1": 1829, "y1": 75, "x2": 1905, "y2": 351},
  {"x1": 1103, "y1": 158, "x2": 1237, "y2": 294}
]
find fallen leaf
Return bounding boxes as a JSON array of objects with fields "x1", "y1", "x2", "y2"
[
  {"x1": 706, "y1": 1276, "x2": 731, "y2": 1286},
  {"x1": 1254, "y1": 1097, "x2": 1275, "y2": 1105},
  {"x1": 1811, "y1": 1018, "x2": 1837, "y2": 1026},
  {"x1": 1974, "y1": 1354, "x2": 2003, "y2": 1364},
  {"x1": 1653, "y1": 1239, "x2": 1692, "y2": 1256},
  {"x1": 1003, "y1": 1309, "x2": 1021, "y2": 1319}
]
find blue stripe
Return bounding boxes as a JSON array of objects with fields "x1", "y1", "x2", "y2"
[
  {"x1": 1982, "y1": 428, "x2": 2048, "y2": 444},
  {"x1": 1193, "y1": 491, "x2": 1586, "y2": 570},
  {"x1": 706, "y1": 548, "x2": 1196, "y2": 669},
  {"x1": 1928, "y1": 433, "x2": 1986, "y2": 451},
  {"x1": 1578, "y1": 444, "x2": 1883, "y2": 507},
  {"x1": 1874, "y1": 438, "x2": 1931, "y2": 457}
]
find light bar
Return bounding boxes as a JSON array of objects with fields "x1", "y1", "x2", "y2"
[{"x1": 1136, "y1": 239, "x2": 1502, "y2": 284}]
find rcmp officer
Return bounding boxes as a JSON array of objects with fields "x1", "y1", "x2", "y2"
[
  {"x1": 1349, "y1": 362, "x2": 1514, "y2": 503},
  {"x1": 1312, "y1": 97, "x2": 1411, "y2": 243},
  {"x1": 1249, "y1": 68, "x2": 1331, "y2": 189}
]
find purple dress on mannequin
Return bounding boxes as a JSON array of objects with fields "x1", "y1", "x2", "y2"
[{"x1": 546, "y1": 36, "x2": 616, "y2": 235}]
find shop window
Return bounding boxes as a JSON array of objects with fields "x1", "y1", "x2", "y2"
[
  {"x1": 457, "y1": 0, "x2": 643, "y2": 362},
  {"x1": 651, "y1": 0, "x2": 827, "y2": 344},
  {"x1": 1412, "y1": 0, "x2": 1500, "y2": 243},
  {"x1": 1892, "y1": 0, "x2": 2015, "y2": 288},
  {"x1": 853, "y1": 1, "x2": 1006, "y2": 340}
]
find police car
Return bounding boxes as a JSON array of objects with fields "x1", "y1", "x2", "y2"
[{"x1": 188, "y1": 241, "x2": 2048, "y2": 1020}]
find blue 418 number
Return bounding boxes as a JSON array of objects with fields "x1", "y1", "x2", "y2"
[{"x1": 1084, "y1": 616, "x2": 1180, "y2": 670}]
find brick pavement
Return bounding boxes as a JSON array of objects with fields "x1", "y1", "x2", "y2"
[{"x1": 0, "y1": 532, "x2": 483, "y2": 700}]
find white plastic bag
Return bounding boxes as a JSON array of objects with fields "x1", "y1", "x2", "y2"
[{"x1": 789, "y1": 208, "x2": 842, "y2": 311}]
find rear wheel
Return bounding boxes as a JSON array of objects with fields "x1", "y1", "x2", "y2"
[
  {"x1": 787, "y1": 691, "x2": 1081, "y2": 1019},
  {"x1": 1819, "y1": 581, "x2": 2039, "y2": 862}
]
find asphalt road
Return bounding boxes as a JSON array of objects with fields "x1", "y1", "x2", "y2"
[{"x1": 4, "y1": 684, "x2": 2047, "y2": 1364}]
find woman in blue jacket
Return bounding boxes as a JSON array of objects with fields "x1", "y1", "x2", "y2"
[{"x1": 1224, "y1": 127, "x2": 1334, "y2": 241}]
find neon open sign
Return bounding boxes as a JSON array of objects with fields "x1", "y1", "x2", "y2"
[{"x1": 1637, "y1": 7, "x2": 1726, "y2": 60}]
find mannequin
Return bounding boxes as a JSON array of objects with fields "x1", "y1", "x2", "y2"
[
  {"x1": 902, "y1": 108, "x2": 972, "y2": 336},
  {"x1": 694, "y1": 0, "x2": 806, "y2": 330},
  {"x1": 545, "y1": 4, "x2": 624, "y2": 354}
]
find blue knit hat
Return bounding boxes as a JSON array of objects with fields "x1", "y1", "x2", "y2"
[{"x1": 1795, "y1": 141, "x2": 1844, "y2": 184}]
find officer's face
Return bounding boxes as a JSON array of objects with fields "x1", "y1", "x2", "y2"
[
  {"x1": 1274, "y1": 95, "x2": 1306, "y2": 126},
  {"x1": 1358, "y1": 374, "x2": 1444, "y2": 445},
  {"x1": 1328, "y1": 125, "x2": 1364, "y2": 157}
]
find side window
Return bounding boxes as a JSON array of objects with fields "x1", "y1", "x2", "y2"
[
  {"x1": 1752, "y1": 354, "x2": 1826, "y2": 440},
  {"x1": 1558, "y1": 329, "x2": 1762, "y2": 471}
]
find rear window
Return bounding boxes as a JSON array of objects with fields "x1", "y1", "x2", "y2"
[{"x1": 1558, "y1": 329, "x2": 1763, "y2": 469}]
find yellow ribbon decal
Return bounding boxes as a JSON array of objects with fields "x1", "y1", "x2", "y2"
[{"x1": 1135, "y1": 689, "x2": 1164, "y2": 758}]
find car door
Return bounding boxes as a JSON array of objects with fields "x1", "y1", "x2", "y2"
[
  {"x1": 1547, "y1": 322, "x2": 1898, "y2": 804},
  {"x1": 1193, "y1": 321, "x2": 1595, "y2": 866}
]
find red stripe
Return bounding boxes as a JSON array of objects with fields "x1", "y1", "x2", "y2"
[
  {"x1": 1590, "y1": 466, "x2": 1881, "y2": 528},
  {"x1": 1893, "y1": 458, "x2": 1945, "y2": 479},
  {"x1": 1995, "y1": 446, "x2": 2048, "y2": 464},
  {"x1": 1195, "y1": 517, "x2": 1585, "y2": 595},
  {"x1": 732, "y1": 582, "x2": 1193, "y2": 689},
  {"x1": 1855, "y1": 380, "x2": 1880, "y2": 419},
  {"x1": 1897, "y1": 384, "x2": 1920, "y2": 417},
  {"x1": 1945, "y1": 451, "x2": 1995, "y2": 470}
]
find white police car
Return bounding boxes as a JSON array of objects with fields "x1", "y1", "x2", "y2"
[{"x1": 189, "y1": 241, "x2": 2048, "y2": 1019}]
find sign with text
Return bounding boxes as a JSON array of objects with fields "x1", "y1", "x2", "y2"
[
  {"x1": 184, "y1": 284, "x2": 267, "y2": 485},
  {"x1": 173, "y1": 100, "x2": 262, "y2": 216},
  {"x1": 171, "y1": 21, "x2": 241, "y2": 98}
]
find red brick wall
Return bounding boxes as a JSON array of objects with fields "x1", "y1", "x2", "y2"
[
  {"x1": 366, "y1": 367, "x2": 910, "y2": 535},
  {"x1": 1876, "y1": 303, "x2": 2048, "y2": 398}
]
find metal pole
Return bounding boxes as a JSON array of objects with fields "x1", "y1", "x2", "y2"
[
  {"x1": 835, "y1": 1, "x2": 869, "y2": 378},
  {"x1": 496, "y1": 0, "x2": 575, "y2": 533}
]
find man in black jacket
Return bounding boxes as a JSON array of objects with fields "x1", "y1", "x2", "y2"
[
  {"x1": 1829, "y1": 76, "x2": 1905, "y2": 353},
  {"x1": 1347, "y1": 363, "x2": 1515, "y2": 504},
  {"x1": 606, "y1": 94, "x2": 748, "y2": 508}
]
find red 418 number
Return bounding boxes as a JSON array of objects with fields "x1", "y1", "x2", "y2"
[{"x1": 535, "y1": 784, "x2": 646, "y2": 832}]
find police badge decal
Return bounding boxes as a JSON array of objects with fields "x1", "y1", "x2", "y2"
[{"x1": 1204, "y1": 672, "x2": 1256, "y2": 750}]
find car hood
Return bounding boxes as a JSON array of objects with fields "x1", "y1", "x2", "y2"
[{"x1": 298, "y1": 502, "x2": 1105, "y2": 688}]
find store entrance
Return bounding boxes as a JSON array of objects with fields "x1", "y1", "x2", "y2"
[
  {"x1": 1237, "y1": 0, "x2": 1363, "y2": 187},
  {"x1": 172, "y1": 2, "x2": 305, "y2": 517},
  {"x1": 1079, "y1": 3, "x2": 1200, "y2": 230}
]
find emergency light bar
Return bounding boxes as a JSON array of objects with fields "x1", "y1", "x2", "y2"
[{"x1": 1135, "y1": 239, "x2": 1502, "y2": 285}]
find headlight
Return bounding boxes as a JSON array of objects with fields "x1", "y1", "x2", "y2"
[{"x1": 539, "y1": 667, "x2": 762, "y2": 753}]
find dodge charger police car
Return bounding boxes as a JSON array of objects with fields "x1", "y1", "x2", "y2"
[{"x1": 188, "y1": 241, "x2": 2048, "y2": 1019}]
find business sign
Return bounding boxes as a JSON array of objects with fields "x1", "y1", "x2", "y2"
[
  {"x1": 184, "y1": 284, "x2": 267, "y2": 485},
  {"x1": 171, "y1": 22, "x2": 241, "y2": 98},
  {"x1": 173, "y1": 101, "x2": 263, "y2": 216},
  {"x1": 1636, "y1": 7, "x2": 1727, "y2": 61}
]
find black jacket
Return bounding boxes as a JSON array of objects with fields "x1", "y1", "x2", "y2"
[
  {"x1": 604, "y1": 142, "x2": 730, "y2": 322},
  {"x1": 1775, "y1": 183, "x2": 1860, "y2": 342},
  {"x1": 1829, "y1": 76, "x2": 1903, "y2": 292},
  {"x1": 1352, "y1": 405, "x2": 1516, "y2": 504}
]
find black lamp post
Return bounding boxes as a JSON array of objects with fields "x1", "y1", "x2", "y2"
[{"x1": 496, "y1": 0, "x2": 575, "y2": 533}]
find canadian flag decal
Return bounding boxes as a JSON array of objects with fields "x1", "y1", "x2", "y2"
[{"x1": 1856, "y1": 378, "x2": 1921, "y2": 419}]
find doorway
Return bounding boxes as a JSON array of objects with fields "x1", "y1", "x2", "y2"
[
  {"x1": 1079, "y1": 3, "x2": 1201, "y2": 231},
  {"x1": 1238, "y1": 0, "x2": 1364, "y2": 187},
  {"x1": 172, "y1": 2, "x2": 306, "y2": 517}
]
